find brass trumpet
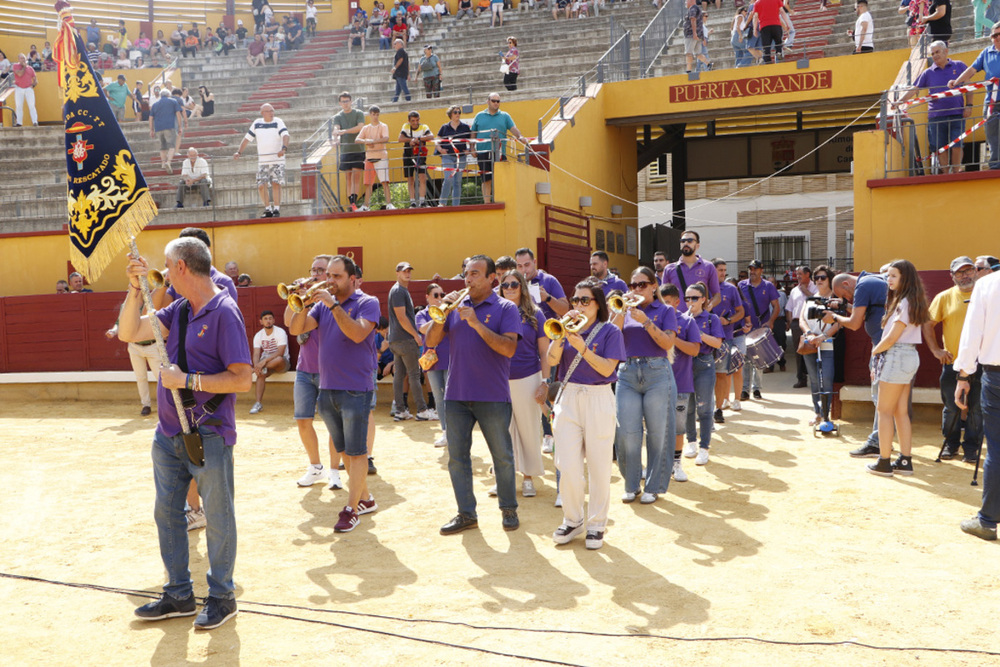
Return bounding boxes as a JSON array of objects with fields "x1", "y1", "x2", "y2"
[
  {"x1": 608, "y1": 293, "x2": 644, "y2": 314},
  {"x1": 544, "y1": 313, "x2": 589, "y2": 340},
  {"x1": 288, "y1": 281, "x2": 333, "y2": 313},
  {"x1": 277, "y1": 277, "x2": 318, "y2": 300},
  {"x1": 147, "y1": 268, "x2": 167, "y2": 290},
  {"x1": 429, "y1": 287, "x2": 470, "y2": 324}
]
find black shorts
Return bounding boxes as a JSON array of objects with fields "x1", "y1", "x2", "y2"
[
  {"x1": 477, "y1": 151, "x2": 506, "y2": 182},
  {"x1": 338, "y1": 150, "x2": 365, "y2": 171},
  {"x1": 403, "y1": 150, "x2": 427, "y2": 176}
]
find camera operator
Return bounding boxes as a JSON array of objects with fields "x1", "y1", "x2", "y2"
[
  {"x1": 823, "y1": 270, "x2": 887, "y2": 458},
  {"x1": 799, "y1": 266, "x2": 840, "y2": 427}
]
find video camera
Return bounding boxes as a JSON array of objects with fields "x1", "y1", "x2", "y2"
[{"x1": 805, "y1": 296, "x2": 848, "y2": 320}]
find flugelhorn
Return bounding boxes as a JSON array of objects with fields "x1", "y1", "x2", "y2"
[
  {"x1": 609, "y1": 293, "x2": 644, "y2": 314},
  {"x1": 277, "y1": 277, "x2": 318, "y2": 300},
  {"x1": 544, "y1": 313, "x2": 589, "y2": 340},
  {"x1": 428, "y1": 287, "x2": 470, "y2": 324},
  {"x1": 288, "y1": 281, "x2": 333, "y2": 313}
]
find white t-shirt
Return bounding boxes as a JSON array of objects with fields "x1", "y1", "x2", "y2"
[
  {"x1": 854, "y1": 11, "x2": 873, "y2": 49},
  {"x1": 254, "y1": 326, "x2": 290, "y2": 362},
  {"x1": 435, "y1": 1, "x2": 448, "y2": 14},
  {"x1": 884, "y1": 297, "x2": 922, "y2": 345},
  {"x1": 306, "y1": 5, "x2": 318, "y2": 19},
  {"x1": 244, "y1": 116, "x2": 289, "y2": 165},
  {"x1": 786, "y1": 282, "x2": 818, "y2": 318}
]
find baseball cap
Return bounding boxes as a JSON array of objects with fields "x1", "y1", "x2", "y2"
[
  {"x1": 237, "y1": 19, "x2": 244, "y2": 24},
  {"x1": 747, "y1": 259, "x2": 763, "y2": 269},
  {"x1": 396, "y1": 261, "x2": 414, "y2": 271},
  {"x1": 950, "y1": 256, "x2": 974, "y2": 273}
]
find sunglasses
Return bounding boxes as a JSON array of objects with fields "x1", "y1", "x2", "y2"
[
  {"x1": 431, "y1": 292, "x2": 445, "y2": 298},
  {"x1": 499, "y1": 281, "x2": 520, "y2": 290},
  {"x1": 814, "y1": 275, "x2": 828, "y2": 281},
  {"x1": 629, "y1": 281, "x2": 652, "y2": 290},
  {"x1": 992, "y1": 33, "x2": 1000, "y2": 38},
  {"x1": 680, "y1": 238, "x2": 697, "y2": 244},
  {"x1": 570, "y1": 296, "x2": 593, "y2": 306},
  {"x1": 684, "y1": 296, "x2": 701, "y2": 302},
  {"x1": 489, "y1": 98, "x2": 501, "y2": 103}
]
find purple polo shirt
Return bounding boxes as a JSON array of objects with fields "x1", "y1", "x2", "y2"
[
  {"x1": 595, "y1": 273, "x2": 629, "y2": 296},
  {"x1": 622, "y1": 300, "x2": 678, "y2": 358},
  {"x1": 914, "y1": 59, "x2": 967, "y2": 119},
  {"x1": 416, "y1": 308, "x2": 449, "y2": 371},
  {"x1": 529, "y1": 270, "x2": 567, "y2": 320},
  {"x1": 296, "y1": 311, "x2": 320, "y2": 374},
  {"x1": 311, "y1": 291, "x2": 380, "y2": 391},
  {"x1": 716, "y1": 281, "x2": 742, "y2": 340},
  {"x1": 509, "y1": 308, "x2": 546, "y2": 379},
  {"x1": 556, "y1": 323, "x2": 626, "y2": 386},
  {"x1": 167, "y1": 266, "x2": 238, "y2": 303},
  {"x1": 664, "y1": 256, "x2": 720, "y2": 312},
  {"x1": 671, "y1": 314, "x2": 701, "y2": 394},
  {"x1": 443, "y1": 291, "x2": 522, "y2": 402},
  {"x1": 738, "y1": 279, "x2": 780, "y2": 330},
  {"x1": 155, "y1": 289, "x2": 251, "y2": 446},
  {"x1": 692, "y1": 311, "x2": 724, "y2": 356}
]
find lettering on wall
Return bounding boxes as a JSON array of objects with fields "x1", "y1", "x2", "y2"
[{"x1": 669, "y1": 71, "x2": 833, "y2": 103}]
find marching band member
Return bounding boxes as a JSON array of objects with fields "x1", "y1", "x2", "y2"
[
  {"x1": 682, "y1": 283, "x2": 723, "y2": 466},
  {"x1": 711, "y1": 258, "x2": 745, "y2": 422},
  {"x1": 416, "y1": 283, "x2": 450, "y2": 447},
  {"x1": 738, "y1": 260, "x2": 780, "y2": 401},
  {"x1": 659, "y1": 283, "x2": 701, "y2": 482}
]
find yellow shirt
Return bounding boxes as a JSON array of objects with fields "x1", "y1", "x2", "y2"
[{"x1": 928, "y1": 285, "x2": 973, "y2": 357}]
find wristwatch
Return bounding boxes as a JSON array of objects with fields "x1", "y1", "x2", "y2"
[
  {"x1": 545, "y1": 295, "x2": 552, "y2": 303},
  {"x1": 957, "y1": 373, "x2": 971, "y2": 382}
]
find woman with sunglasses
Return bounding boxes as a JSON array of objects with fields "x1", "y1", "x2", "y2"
[
  {"x1": 681, "y1": 283, "x2": 723, "y2": 466},
  {"x1": 547, "y1": 281, "x2": 626, "y2": 550},
  {"x1": 799, "y1": 266, "x2": 840, "y2": 428},
  {"x1": 612, "y1": 266, "x2": 678, "y2": 504},
  {"x1": 492, "y1": 270, "x2": 549, "y2": 498},
  {"x1": 416, "y1": 283, "x2": 450, "y2": 447}
]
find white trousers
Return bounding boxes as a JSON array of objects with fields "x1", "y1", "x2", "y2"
[
  {"x1": 509, "y1": 373, "x2": 545, "y2": 477},
  {"x1": 14, "y1": 87, "x2": 37, "y2": 126},
  {"x1": 128, "y1": 341, "x2": 161, "y2": 407},
  {"x1": 553, "y1": 382, "x2": 615, "y2": 531}
]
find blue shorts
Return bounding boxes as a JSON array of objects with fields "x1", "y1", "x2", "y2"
[
  {"x1": 318, "y1": 388, "x2": 373, "y2": 456},
  {"x1": 293, "y1": 370, "x2": 320, "y2": 419},
  {"x1": 927, "y1": 114, "x2": 965, "y2": 151},
  {"x1": 371, "y1": 369, "x2": 378, "y2": 412},
  {"x1": 878, "y1": 344, "x2": 919, "y2": 384}
]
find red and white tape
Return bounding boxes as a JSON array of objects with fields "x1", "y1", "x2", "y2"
[{"x1": 900, "y1": 77, "x2": 999, "y2": 110}]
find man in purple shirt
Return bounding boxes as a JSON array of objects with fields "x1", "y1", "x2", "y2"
[
  {"x1": 426, "y1": 254, "x2": 522, "y2": 535},
  {"x1": 590, "y1": 251, "x2": 629, "y2": 296},
  {"x1": 738, "y1": 259, "x2": 781, "y2": 400},
  {"x1": 153, "y1": 228, "x2": 238, "y2": 309},
  {"x1": 653, "y1": 251, "x2": 668, "y2": 285},
  {"x1": 120, "y1": 237, "x2": 252, "y2": 631},
  {"x1": 711, "y1": 258, "x2": 745, "y2": 422},
  {"x1": 663, "y1": 231, "x2": 720, "y2": 313},
  {"x1": 515, "y1": 247, "x2": 569, "y2": 320},
  {"x1": 287, "y1": 255, "x2": 380, "y2": 535}
]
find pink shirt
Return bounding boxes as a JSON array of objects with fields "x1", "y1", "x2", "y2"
[{"x1": 12, "y1": 63, "x2": 35, "y2": 89}]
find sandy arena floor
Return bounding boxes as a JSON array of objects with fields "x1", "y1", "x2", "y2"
[{"x1": 0, "y1": 372, "x2": 997, "y2": 666}]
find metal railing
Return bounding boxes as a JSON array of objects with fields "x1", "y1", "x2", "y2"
[{"x1": 638, "y1": 0, "x2": 685, "y2": 78}]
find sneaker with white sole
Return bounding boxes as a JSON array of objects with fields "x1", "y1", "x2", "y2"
[
  {"x1": 327, "y1": 470, "x2": 343, "y2": 490},
  {"x1": 249, "y1": 402, "x2": 263, "y2": 414},
  {"x1": 585, "y1": 530, "x2": 605, "y2": 550},
  {"x1": 621, "y1": 491, "x2": 637, "y2": 503},
  {"x1": 357, "y1": 495, "x2": 378, "y2": 515},
  {"x1": 542, "y1": 435, "x2": 554, "y2": 453},
  {"x1": 416, "y1": 409, "x2": 435, "y2": 421},
  {"x1": 683, "y1": 441, "x2": 698, "y2": 458},
  {"x1": 695, "y1": 448, "x2": 710, "y2": 466},
  {"x1": 522, "y1": 479, "x2": 536, "y2": 497},
  {"x1": 487, "y1": 484, "x2": 498, "y2": 497},
  {"x1": 434, "y1": 433, "x2": 448, "y2": 447},
  {"x1": 385, "y1": 203, "x2": 396, "y2": 210},
  {"x1": 552, "y1": 523, "x2": 584, "y2": 544},
  {"x1": 334, "y1": 506, "x2": 359, "y2": 532},
  {"x1": 731, "y1": 400, "x2": 742, "y2": 412},
  {"x1": 672, "y1": 458, "x2": 688, "y2": 482},
  {"x1": 297, "y1": 464, "x2": 326, "y2": 487},
  {"x1": 721, "y1": 398, "x2": 731, "y2": 410},
  {"x1": 640, "y1": 492, "x2": 657, "y2": 504},
  {"x1": 186, "y1": 506, "x2": 206, "y2": 531},
  {"x1": 393, "y1": 410, "x2": 413, "y2": 421},
  {"x1": 135, "y1": 592, "x2": 197, "y2": 621},
  {"x1": 193, "y1": 596, "x2": 238, "y2": 631}
]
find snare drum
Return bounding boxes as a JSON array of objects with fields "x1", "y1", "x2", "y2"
[{"x1": 746, "y1": 327, "x2": 782, "y2": 370}]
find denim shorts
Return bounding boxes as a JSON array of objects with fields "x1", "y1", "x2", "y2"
[
  {"x1": 927, "y1": 114, "x2": 965, "y2": 151},
  {"x1": 879, "y1": 344, "x2": 919, "y2": 384},
  {"x1": 318, "y1": 389, "x2": 373, "y2": 456},
  {"x1": 293, "y1": 370, "x2": 320, "y2": 419},
  {"x1": 714, "y1": 342, "x2": 731, "y2": 373},
  {"x1": 676, "y1": 392, "x2": 691, "y2": 414}
]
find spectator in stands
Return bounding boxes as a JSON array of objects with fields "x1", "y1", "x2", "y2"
[
  {"x1": 731, "y1": 7, "x2": 752, "y2": 67},
  {"x1": 266, "y1": 34, "x2": 282, "y2": 64},
  {"x1": 0, "y1": 51, "x2": 10, "y2": 80},
  {"x1": 435, "y1": 0, "x2": 450, "y2": 20},
  {"x1": 43, "y1": 54, "x2": 57, "y2": 71},
  {"x1": 306, "y1": 0, "x2": 319, "y2": 37},
  {"x1": 203, "y1": 29, "x2": 221, "y2": 54},
  {"x1": 195, "y1": 85, "x2": 215, "y2": 118},
  {"x1": 56, "y1": 280, "x2": 69, "y2": 294},
  {"x1": 470, "y1": 92, "x2": 526, "y2": 202},
  {"x1": 420, "y1": 0, "x2": 437, "y2": 22},
  {"x1": 390, "y1": 0, "x2": 404, "y2": 20},
  {"x1": 264, "y1": 15, "x2": 280, "y2": 43},
  {"x1": 180, "y1": 87, "x2": 197, "y2": 117},
  {"x1": 380, "y1": 19, "x2": 393, "y2": 49},
  {"x1": 115, "y1": 48, "x2": 131, "y2": 69},
  {"x1": 286, "y1": 15, "x2": 304, "y2": 49},
  {"x1": 750, "y1": 0, "x2": 784, "y2": 63},
  {"x1": 86, "y1": 42, "x2": 101, "y2": 68},
  {"x1": 456, "y1": 0, "x2": 475, "y2": 19},
  {"x1": 262, "y1": 0, "x2": 275, "y2": 26},
  {"x1": 684, "y1": 0, "x2": 713, "y2": 72},
  {"x1": 254, "y1": 0, "x2": 268, "y2": 32},
  {"x1": 391, "y1": 38, "x2": 412, "y2": 101},
  {"x1": 27, "y1": 46, "x2": 41, "y2": 71},
  {"x1": 350, "y1": 15, "x2": 367, "y2": 52},
  {"x1": 234, "y1": 103, "x2": 290, "y2": 217},
  {"x1": 553, "y1": 0, "x2": 571, "y2": 20},
  {"x1": 974, "y1": 0, "x2": 992, "y2": 38},
  {"x1": 399, "y1": 110, "x2": 434, "y2": 207},
  {"x1": 150, "y1": 90, "x2": 183, "y2": 174},
  {"x1": 333, "y1": 91, "x2": 367, "y2": 210},
  {"x1": 356, "y1": 105, "x2": 394, "y2": 211},
  {"x1": 898, "y1": 0, "x2": 928, "y2": 48},
  {"x1": 919, "y1": 0, "x2": 952, "y2": 43},
  {"x1": 848, "y1": 0, "x2": 875, "y2": 53},
  {"x1": 170, "y1": 24, "x2": 185, "y2": 51},
  {"x1": 436, "y1": 105, "x2": 471, "y2": 206},
  {"x1": 238, "y1": 273, "x2": 253, "y2": 287},
  {"x1": 948, "y1": 23, "x2": 1000, "y2": 169},
  {"x1": 416, "y1": 44, "x2": 442, "y2": 99},
  {"x1": 476, "y1": 0, "x2": 492, "y2": 18},
  {"x1": 391, "y1": 14, "x2": 409, "y2": 44},
  {"x1": 11, "y1": 54, "x2": 38, "y2": 128},
  {"x1": 150, "y1": 31, "x2": 169, "y2": 63},
  {"x1": 407, "y1": 13, "x2": 422, "y2": 42},
  {"x1": 132, "y1": 80, "x2": 145, "y2": 121},
  {"x1": 225, "y1": 262, "x2": 240, "y2": 281},
  {"x1": 68, "y1": 272, "x2": 92, "y2": 293},
  {"x1": 250, "y1": 310, "x2": 290, "y2": 414},
  {"x1": 133, "y1": 32, "x2": 151, "y2": 58},
  {"x1": 247, "y1": 33, "x2": 267, "y2": 66},
  {"x1": 502, "y1": 36, "x2": 519, "y2": 90},
  {"x1": 176, "y1": 147, "x2": 212, "y2": 208},
  {"x1": 222, "y1": 29, "x2": 238, "y2": 55},
  {"x1": 87, "y1": 18, "x2": 101, "y2": 48},
  {"x1": 117, "y1": 19, "x2": 129, "y2": 48},
  {"x1": 104, "y1": 74, "x2": 134, "y2": 123},
  {"x1": 182, "y1": 23, "x2": 200, "y2": 57},
  {"x1": 235, "y1": 20, "x2": 249, "y2": 46},
  {"x1": 976, "y1": 255, "x2": 1000, "y2": 276}
]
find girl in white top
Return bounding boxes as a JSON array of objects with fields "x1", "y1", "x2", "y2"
[{"x1": 867, "y1": 259, "x2": 929, "y2": 478}]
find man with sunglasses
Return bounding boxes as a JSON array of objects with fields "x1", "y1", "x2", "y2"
[
  {"x1": 738, "y1": 260, "x2": 781, "y2": 400},
  {"x1": 949, "y1": 22, "x2": 1000, "y2": 169},
  {"x1": 590, "y1": 251, "x2": 628, "y2": 296},
  {"x1": 975, "y1": 255, "x2": 1000, "y2": 277},
  {"x1": 664, "y1": 231, "x2": 720, "y2": 313},
  {"x1": 470, "y1": 93, "x2": 526, "y2": 202}
]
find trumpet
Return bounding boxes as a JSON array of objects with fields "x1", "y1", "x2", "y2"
[
  {"x1": 544, "y1": 313, "x2": 589, "y2": 340},
  {"x1": 609, "y1": 293, "x2": 644, "y2": 314},
  {"x1": 277, "y1": 277, "x2": 318, "y2": 300},
  {"x1": 288, "y1": 281, "x2": 333, "y2": 313},
  {"x1": 428, "y1": 287, "x2": 470, "y2": 324},
  {"x1": 147, "y1": 268, "x2": 167, "y2": 290}
]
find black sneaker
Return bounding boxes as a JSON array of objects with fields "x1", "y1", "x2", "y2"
[
  {"x1": 850, "y1": 442, "x2": 881, "y2": 458},
  {"x1": 552, "y1": 522, "x2": 584, "y2": 544},
  {"x1": 866, "y1": 457, "x2": 893, "y2": 477},
  {"x1": 501, "y1": 508, "x2": 519, "y2": 531},
  {"x1": 891, "y1": 455, "x2": 914, "y2": 476},
  {"x1": 961, "y1": 517, "x2": 998, "y2": 541},
  {"x1": 368, "y1": 457, "x2": 377, "y2": 475},
  {"x1": 261, "y1": 209, "x2": 273, "y2": 218},
  {"x1": 740, "y1": 391, "x2": 750, "y2": 401},
  {"x1": 753, "y1": 390, "x2": 762, "y2": 399},
  {"x1": 940, "y1": 444, "x2": 960, "y2": 460},
  {"x1": 585, "y1": 530, "x2": 604, "y2": 550},
  {"x1": 963, "y1": 449, "x2": 981, "y2": 464},
  {"x1": 713, "y1": 409, "x2": 724, "y2": 424},
  {"x1": 440, "y1": 513, "x2": 478, "y2": 535},
  {"x1": 193, "y1": 596, "x2": 238, "y2": 630},
  {"x1": 135, "y1": 592, "x2": 197, "y2": 621},
  {"x1": 271, "y1": 208, "x2": 280, "y2": 217}
]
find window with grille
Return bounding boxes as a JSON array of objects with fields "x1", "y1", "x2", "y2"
[{"x1": 753, "y1": 233, "x2": 810, "y2": 276}]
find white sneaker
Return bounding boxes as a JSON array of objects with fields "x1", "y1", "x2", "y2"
[
  {"x1": 731, "y1": 400, "x2": 742, "y2": 412},
  {"x1": 683, "y1": 441, "x2": 698, "y2": 458},
  {"x1": 522, "y1": 479, "x2": 536, "y2": 497},
  {"x1": 297, "y1": 464, "x2": 326, "y2": 487},
  {"x1": 186, "y1": 506, "x2": 206, "y2": 531},
  {"x1": 393, "y1": 410, "x2": 413, "y2": 421},
  {"x1": 721, "y1": 398, "x2": 731, "y2": 410},
  {"x1": 249, "y1": 402, "x2": 263, "y2": 414},
  {"x1": 672, "y1": 459, "x2": 688, "y2": 482},
  {"x1": 429, "y1": 408, "x2": 439, "y2": 420},
  {"x1": 385, "y1": 203, "x2": 396, "y2": 210},
  {"x1": 416, "y1": 409, "x2": 436, "y2": 421},
  {"x1": 434, "y1": 433, "x2": 448, "y2": 447},
  {"x1": 554, "y1": 493, "x2": 562, "y2": 507},
  {"x1": 621, "y1": 491, "x2": 637, "y2": 503},
  {"x1": 327, "y1": 470, "x2": 343, "y2": 490},
  {"x1": 359, "y1": 205, "x2": 369, "y2": 211},
  {"x1": 640, "y1": 492, "x2": 657, "y2": 504},
  {"x1": 695, "y1": 449, "x2": 710, "y2": 466},
  {"x1": 542, "y1": 435, "x2": 554, "y2": 453},
  {"x1": 487, "y1": 484, "x2": 498, "y2": 497}
]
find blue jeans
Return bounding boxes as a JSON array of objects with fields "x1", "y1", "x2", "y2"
[
  {"x1": 986, "y1": 106, "x2": 1000, "y2": 170},
  {"x1": 941, "y1": 364, "x2": 983, "y2": 454},
  {"x1": 615, "y1": 357, "x2": 676, "y2": 495},
  {"x1": 742, "y1": 356, "x2": 761, "y2": 393},
  {"x1": 427, "y1": 369, "x2": 448, "y2": 431},
  {"x1": 977, "y1": 370, "x2": 1000, "y2": 527},
  {"x1": 731, "y1": 33, "x2": 751, "y2": 67},
  {"x1": 445, "y1": 400, "x2": 517, "y2": 518},
  {"x1": 440, "y1": 153, "x2": 466, "y2": 206},
  {"x1": 152, "y1": 428, "x2": 236, "y2": 600},
  {"x1": 392, "y1": 76, "x2": 411, "y2": 102},
  {"x1": 379, "y1": 36, "x2": 391, "y2": 49},
  {"x1": 687, "y1": 354, "x2": 716, "y2": 448},
  {"x1": 318, "y1": 389, "x2": 372, "y2": 456},
  {"x1": 802, "y1": 348, "x2": 834, "y2": 419}
]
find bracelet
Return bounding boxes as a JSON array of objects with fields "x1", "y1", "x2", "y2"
[
  {"x1": 195, "y1": 373, "x2": 203, "y2": 392},
  {"x1": 185, "y1": 373, "x2": 194, "y2": 390},
  {"x1": 642, "y1": 320, "x2": 653, "y2": 330}
]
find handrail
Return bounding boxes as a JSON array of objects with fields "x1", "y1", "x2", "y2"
[
  {"x1": 300, "y1": 96, "x2": 367, "y2": 165},
  {"x1": 638, "y1": 0, "x2": 685, "y2": 78}
]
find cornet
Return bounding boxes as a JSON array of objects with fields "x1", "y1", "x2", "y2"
[
  {"x1": 608, "y1": 293, "x2": 644, "y2": 314},
  {"x1": 544, "y1": 313, "x2": 589, "y2": 340},
  {"x1": 277, "y1": 277, "x2": 318, "y2": 300},
  {"x1": 288, "y1": 281, "x2": 333, "y2": 313},
  {"x1": 146, "y1": 268, "x2": 167, "y2": 290},
  {"x1": 428, "y1": 287, "x2": 470, "y2": 324}
]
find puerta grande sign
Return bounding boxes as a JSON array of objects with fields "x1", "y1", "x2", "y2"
[{"x1": 670, "y1": 71, "x2": 833, "y2": 103}]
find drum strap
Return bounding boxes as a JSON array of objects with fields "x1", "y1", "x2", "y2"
[
  {"x1": 177, "y1": 300, "x2": 229, "y2": 425},
  {"x1": 674, "y1": 261, "x2": 688, "y2": 293},
  {"x1": 741, "y1": 283, "x2": 763, "y2": 322}
]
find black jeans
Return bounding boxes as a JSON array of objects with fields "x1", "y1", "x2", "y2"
[
  {"x1": 760, "y1": 24, "x2": 783, "y2": 63},
  {"x1": 941, "y1": 363, "x2": 983, "y2": 455},
  {"x1": 790, "y1": 319, "x2": 806, "y2": 382}
]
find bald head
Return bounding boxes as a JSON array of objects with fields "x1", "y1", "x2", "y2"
[{"x1": 831, "y1": 274, "x2": 856, "y2": 301}]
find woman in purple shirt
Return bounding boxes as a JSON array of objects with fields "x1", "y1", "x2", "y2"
[
  {"x1": 494, "y1": 270, "x2": 549, "y2": 498},
  {"x1": 416, "y1": 283, "x2": 450, "y2": 447},
  {"x1": 547, "y1": 280, "x2": 626, "y2": 550},
  {"x1": 612, "y1": 266, "x2": 678, "y2": 505},
  {"x1": 682, "y1": 283, "x2": 723, "y2": 466}
]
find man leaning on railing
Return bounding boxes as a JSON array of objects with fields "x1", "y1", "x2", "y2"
[
  {"x1": 948, "y1": 21, "x2": 1000, "y2": 170},
  {"x1": 470, "y1": 92, "x2": 526, "y2": 203}
]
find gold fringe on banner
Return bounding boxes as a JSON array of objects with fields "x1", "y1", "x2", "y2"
[{"x1": 68, "y1": 191, "x2": 157, "y2": 283}]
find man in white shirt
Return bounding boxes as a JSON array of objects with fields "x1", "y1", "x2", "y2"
[
  {"x1": 176, "y1": 147, "x2": 212, "y2": 207},
  {"x1": 955, "y1": 269, "x2": 1000, "y2": 540},
  {"x1": 785, "y1": 265, "x2": 817, "y2": 388},
  {"x1": 234, "y1": 103, "x2": 289, "y2": 218},
  {"x1": 848, "y1": 0, "x2": 874, "y2": 54},
  {"x1": 250, "y1": 310, "x2": 290, "y2": 414}
]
